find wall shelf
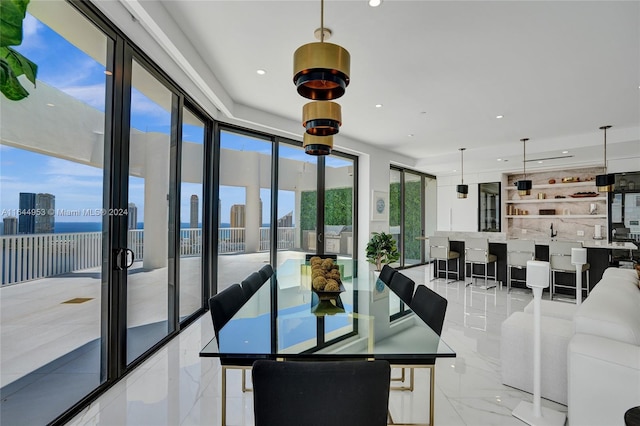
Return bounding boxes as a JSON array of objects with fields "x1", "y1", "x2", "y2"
[
  {"x1": 506, "y1": 181, "x2": 596, "y2": 190},
  {"x1": 506, "y1": 197, "x2": 606, "y2": 204},
  {"x1": 506, "y1": 214, "x2": 606, "y2": 219}
]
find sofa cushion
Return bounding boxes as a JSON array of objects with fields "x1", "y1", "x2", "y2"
[
  {"x1": 602, "y1": 267, "x2": 640, "y2": 288},
  {"x1": 574, "y1": 268, "x2": 640, "y2": 346},
  {"x1": 524, "y1": 299, "x2": 577, "y2": 320},
  {"x1": 501, "y1": 311, "x2": 573, "y2": 405}
]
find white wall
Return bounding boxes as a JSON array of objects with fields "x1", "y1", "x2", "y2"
[{"x1": 436, "y1": 171, "x2": 503, "y2": 232}]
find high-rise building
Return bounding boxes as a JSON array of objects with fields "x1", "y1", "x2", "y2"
[
  {"x1": 277, "y1": 211, "x2": 293, "y2": 227},
  {"x1": 3, "y1": 217, "x2": 18, "y2": 235},
  {"x1": 128, "y1": 203, "x2": 138, "y2": 230},
  {"x1": 35, "y1": 193, "x2": 55, "y2": 234},
  {"x1": 190, "y1": 195, "x2": 199, "y2": 228},
  {"x1": 18, "y1": 192, "x2": 36, "y2": 234},
  {"x1": 230, "y1": 204, "x2": 245, "y2": 228}
]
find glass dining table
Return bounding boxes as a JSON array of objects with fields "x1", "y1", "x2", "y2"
[{"x1": 200, "y1": 259, "x2": 456, "y2": 425}]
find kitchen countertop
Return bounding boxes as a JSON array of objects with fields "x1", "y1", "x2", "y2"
[{"x1": 431, "y1": 231, "x2": 637, "y2": 250}]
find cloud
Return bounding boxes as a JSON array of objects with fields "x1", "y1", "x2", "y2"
[
  {"x1": 45, "y1": 158, "x2": 103, "y2": 177},
  {"x1": 59, "y1": 84, "x2": 106, "y2": 110},
  {"x1": 22, "y1": 13, "x2": 42, "y2": 40}
]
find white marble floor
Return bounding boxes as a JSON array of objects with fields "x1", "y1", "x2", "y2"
[{"x1": 66, "y1": 264, "x2": 568, "y2": 426}]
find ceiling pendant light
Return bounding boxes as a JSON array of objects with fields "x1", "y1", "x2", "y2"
[
  {"x1": 303, "y1": 133, "x2": 333, "y2": 156},
  {"x1": 457, "y1": 148, "x2": 468, "y2": 199},
  {"x1": 516, "y1": 138, "x2": 532, "y2": 196},
  {"x1": 302, "y1": 101, "x2": 341, "y2": 136},
  {"x1": 596, "y1": 125, "x2": 615, "y2": 192},
  {"x1": 293, "y1": 0, "x2": 350, "y2": 100}
]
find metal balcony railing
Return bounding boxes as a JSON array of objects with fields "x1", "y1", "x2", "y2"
[{"x1": 0, "y1": 227, "x2": 296, "y2": 285}]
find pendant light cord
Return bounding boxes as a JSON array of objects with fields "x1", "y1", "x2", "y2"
[
  {"x1": 460, "y1": 148, "x2": 465, "y2": 184},
  {"x1": 320, "y1": 0, "x2": 325, "y2": 42},
  {"x1": 521, "y1": 138, "x2": 528, "y2": 180},
  {"x1": 599, "y1": 125, "x2": 611, "y2": 174},
  {"x1": 603, "y1": 126, "x2": 607, "y2": 173}
]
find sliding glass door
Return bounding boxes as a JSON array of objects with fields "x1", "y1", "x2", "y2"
[
  {"x1": 389, "y1": 167, "x2": 435, "y2": 268},
  {"x1": 0, "y1": 2, "x2": 111, "y2": 423},
  {"x1": 125, "y1": 58, "x2": 175, "y2": 363},
  {"x1": 217, "y1": 129, "x2": 272, "y2": 291}
]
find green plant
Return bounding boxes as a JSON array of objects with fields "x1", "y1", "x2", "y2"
[
  {"x1": 366, "y1": 231, "x2": 400, "y2": 271},
  {"x1": 1, "y1": 0, "x2": 37, "y2": 101}
]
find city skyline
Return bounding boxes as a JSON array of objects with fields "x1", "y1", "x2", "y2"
[{"x1": 0, "y1": 12, "x2": 351, "y2": 230}]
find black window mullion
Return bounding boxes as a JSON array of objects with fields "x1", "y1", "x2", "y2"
[
  {"x1": 317, "y1": 155, "x2": 326, "y2": 256},
  {"x1": 168, "y1": 94, "x2": 182, "y2": 333}
]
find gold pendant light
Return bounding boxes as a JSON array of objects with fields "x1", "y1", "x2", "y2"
[
  {"x1": 457, "y1": 148, "x2": 468, "y2": 199},
  {"x1": 303, "y1": 133, "x2": 333, "y2": 156},
  {"x1": 596, "y1": 125, "x2": 614, "y2": 192},
  {"x1": 516, "y1": 138, "x2": 532, "y2": 196},
  {"x1": 294, "y1": 0, "x2": 350, "y2": 155},
  {"x1": 293, "y1": 0, "x2": 350, "y2": 101},
  {"x1": 302, "y1": 101, "x2": 341, "y2": 136}
]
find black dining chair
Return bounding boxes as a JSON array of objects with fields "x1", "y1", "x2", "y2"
[
  {"x1": 388, "y1": 271, "x2": 415, "y2": 305},
  {"x1": 207, "y1": 283, "x2": 251, "y2": 425},
  {"x1": 257, "y1": 264, "x2": 274, "y2": 283},
  {"x1": 393, "y1": 284, "x2": 448, "y2": 397},
  {"x1": 410, "y1": 285, "x2": 448, "y2": 336},
  {"x1": 208, "y1": 283, "x2": 246, "y2": 340},
  {"x1": 379, "y1": 264, "x2": 397, "y2": 285},
  {"x1": 252, "y1": 359, "x2": 391, "y2": 426},
  {"x1": 241, "y1": 271, "x2": 264, "y2": 299}
]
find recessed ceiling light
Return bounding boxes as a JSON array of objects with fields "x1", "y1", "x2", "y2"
[
  {"x1": 538, "y1": 160, "x2": 543, "y2": 164},
  {"x1": 497, "y1": 158, "x2": 503, "y2": 161},
  {"x1": 496, "y1": 115, "x2": 504, "y2": 119},
  {"x1": 46, "y1": 103, "x2": 55, "y2": 107},
  {"x1": 375, "y1": 104, "x2": 383, "y2": 108},
  {"x1": 452, "y1": 169, "x2": 457, "y2": 172},
  {"x1": 369, "y1": 0, "x2": 382, "y2": 7},
  {"x1": 256, "y1": 69, "x2": 266, "y2": 75},
  {"x1": 408, "y1": 134, "x2": 414, "y2": 137},
  {"x1": 562, "y1": 150, "x2": 569, "y2": 154}
]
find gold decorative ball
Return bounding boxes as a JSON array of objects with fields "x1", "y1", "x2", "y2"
[
  {"x1": 312, "y1": 276, "x2": 327, "y2": 291},
  {"x1": 324, "y1": 279, "x2": 340, "y2": 292}
]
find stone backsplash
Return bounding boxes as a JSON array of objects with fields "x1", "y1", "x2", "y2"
[{"x1": 506, "y1": 166, "x2": 607, "y2": 241}]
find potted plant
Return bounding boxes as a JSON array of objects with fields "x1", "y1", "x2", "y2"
[{"x1": 366, "y1": 231, "x2": 400, "y2": 271}]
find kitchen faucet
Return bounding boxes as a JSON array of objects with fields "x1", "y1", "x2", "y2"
[{"x1": 550, "y1": 223, "x2": 558, "y2": 238}]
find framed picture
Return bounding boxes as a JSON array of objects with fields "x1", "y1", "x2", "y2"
[{"x1": 371, "y1": 190, "x2": 388, "y2": 221}]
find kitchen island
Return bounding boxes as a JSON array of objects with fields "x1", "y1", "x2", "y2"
[{"x1": 430, "y1": 231, "x2": 636, "y2": 293}]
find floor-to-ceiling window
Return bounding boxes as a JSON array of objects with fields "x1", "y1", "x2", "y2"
[
  {"x1": 403, "y1": 171, "x2": 423, "y2": 266},
  {"x1": 217, "y1": 129, "x2": 272, "y2": 289},
  {"x1": 389, "y1": 167, "x2": 435, "y2": 268},
  {"x1": 277, "y1": 142, "x2": 317, "y2": 263},
  {"x1": 0, "y1": 1, "x2": 111, "y2": 423},
  {"x1": 0, "y1": 2, "x2": 211, "y2": 423},
  {"x1": 125, "y1": 58, "x2": 175, "y2": 363},
  {"x1": 0, "y1": 0, "x2": 359, "y2": 423},
  {"x1": 179, "y1": 107, "x2": 206, "y2": 320}
]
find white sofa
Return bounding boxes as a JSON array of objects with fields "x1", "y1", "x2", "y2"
[
  {"x1": 568, "y1": 267, "x2": 640, "y2": 426},
  {"x1": 501, "y1": 267, "x2": 640, "y2": 425},
  {"x1": 501, "y1": 300, "x2": 576, "y2": 405}
]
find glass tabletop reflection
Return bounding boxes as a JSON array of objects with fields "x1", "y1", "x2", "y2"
[{"x1": 200, "y1": 259, "x2": 455, "y2": 363}]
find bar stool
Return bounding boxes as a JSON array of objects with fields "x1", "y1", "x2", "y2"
[
  {"x1": 506, "y1": 239, "x2": 536, "y2": 292},
  {"x1": 549, "y1": 241, "x2": 590, "y2": 300},
  {"x1": 465, "y1": 237, "x2": 498, "y2": 289},
  {"x1": 428, "y1": 236, "x2": 460, "y2": 283}
]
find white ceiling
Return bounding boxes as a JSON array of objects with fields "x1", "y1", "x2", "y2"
[{"x1": 115, "y1": 0, "x2": 639, "y2": 176}]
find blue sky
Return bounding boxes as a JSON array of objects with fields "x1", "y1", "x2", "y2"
[{"x1": 1, "y1": 12, "x2": 350, "y2": 228}]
